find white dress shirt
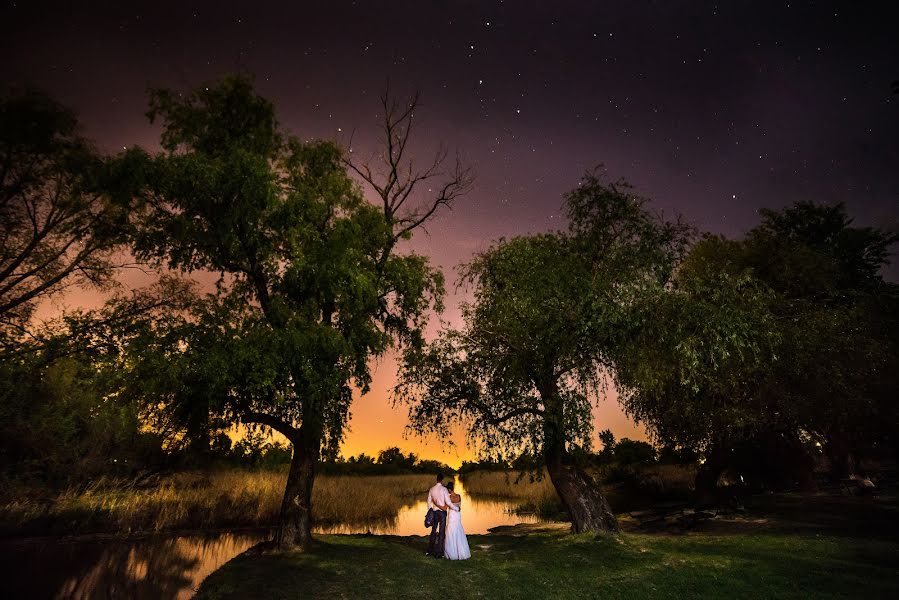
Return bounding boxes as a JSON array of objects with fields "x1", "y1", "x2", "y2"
[{"x1": 427, "y1": 482, "x2": 457, "y2": 511}]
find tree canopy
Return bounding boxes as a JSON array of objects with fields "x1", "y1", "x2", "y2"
[
  {"x1": 0, "y1": 87, "x2": 141, "y2": 346},
  {"x1": 620, "y1": 201, "x2": 898, "y2": 494},
  {"x1": 127, "y1": 76, "x2": 466, "y2": 549}
]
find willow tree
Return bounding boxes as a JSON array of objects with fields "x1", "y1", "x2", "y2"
[
  {"x1": 0, "y1": 87, "x2": 139, "y2": 347},
  {"x1": 133, "y1": 77, "x2": 470, "y2": 549},
  {"x1": 397, "y1": 174, "x2": 694, "y2": 533},
  {"x1": 619, "y1": 203, "x2": 898, "y2": 500},
  {"x1": 615, "y1": 234, "x2": 780, "y2": 504}
]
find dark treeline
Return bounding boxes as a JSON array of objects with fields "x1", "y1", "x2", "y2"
[
  {"x1": 458, "y1": 434, "x2": 671, "y2": 476},
  {"x1": 1, "y1": 78, "x2": 897, "y2": 546},
  {"x1": 200, "y1": 435, "x2": 453, "y2": 476}
]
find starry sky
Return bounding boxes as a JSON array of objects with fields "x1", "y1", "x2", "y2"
[{"x1": 3, "y1": 1, "x2": 898, "y2": 467}]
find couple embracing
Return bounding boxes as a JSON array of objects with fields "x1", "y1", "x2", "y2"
[{"x1": 425, "y1": 473, "x2": 471, "y2": 560}]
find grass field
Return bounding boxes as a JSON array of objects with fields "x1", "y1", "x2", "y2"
[
  {"x1": 195, "y1": 485, "x2": 899, "y2": 599},
  {"x1": 1, "y1": 471, "x2": 433, "y2": 537},
  {"x1": 195, "y1": 530, "x2": 899, "y2": 599}
]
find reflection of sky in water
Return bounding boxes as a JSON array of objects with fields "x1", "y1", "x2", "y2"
[
  {"x1": 2, "y1": 477, "x2": 545, "y2": 599},
  {"x1": 317, "y1": 476, "x2": 541, "y2": 536}
]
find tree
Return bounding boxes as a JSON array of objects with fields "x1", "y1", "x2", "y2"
[
  {"x1": 616, "y1": 233, "x2": 785, "y2": 503},
  {"x1": 741, "y1": 202, "x2": 899, "y2": 478},
  {"x1": 132, "y1": 76, "x2": 469, "y2": 550},
  {"x1": 0, "y1": 275, "x2": 191, "y2": 486},
  {"x1": 0, "y1": 87, "x2": 140, "y2": 345},
  {"x1": 620, "y1": 202, "x2": 898, "y2": 501},
  {"x1": 598, "y1": 429, "x2": 616, "y2": 452},
  {"x1": 613, "y1": 439, "x2": 657, "y2": 467},
  {"x1": 397, "y1": 173, "x2": 700, "y2": 533}
]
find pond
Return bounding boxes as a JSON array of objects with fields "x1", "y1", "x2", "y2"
[{"x1": 1, "y1": 477, "x2": 549, "y2": 599}]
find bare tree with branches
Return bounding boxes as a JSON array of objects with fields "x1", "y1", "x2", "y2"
[{"x1": 345, "y1": 85, "x2": 474, "y2": 254}]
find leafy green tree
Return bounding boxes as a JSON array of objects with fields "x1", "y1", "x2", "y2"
[
  {"x1": 131, "y1": 77, "x2": 469, "y2": 550},
  {"x1": 621, "y1": 202, "x2": 898, "y2": 500},
  {"x1": 598, "y1": 429, "x2": 616, "y2": 452},
  {"x1": 742, "y1": 202, "x2": 899, "y2": 478},
  {"x1": 0, "y1": 276, "x2": 189, "y2": 486},
  {"x1": 376, "y1": 446, "x2": 417, "y2": 470},
  {"x1": 0, "y1": 87, "x2": 140, "y2": 345},
  {"x1": 397, "y1": 174, "x2": 707, "y2": 533},
  {"x1": 612, "y1": 439, "x2": 657, "y2": 467}
]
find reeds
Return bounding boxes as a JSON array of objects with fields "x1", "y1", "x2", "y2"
[
  {"x1": 1, "y1": 470, "x2": 434, "y2": 536},
  {"x1": 461, "y1": 470, "x2": 564, "y2": 516},
  {"x1": 461, "y1": 470, "x2": 556, "y2": 501}
]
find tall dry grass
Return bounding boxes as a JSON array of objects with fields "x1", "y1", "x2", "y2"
[
  {"x1": 461, "y1": 470, "x2": 556, "y2": 501},
  {"x1": 1, "y1": 470, "x2": 434, "y2": 536},
  {"x1": 461, "y1": 465, "x2": 698, "y2": 516},
  {"x1": 461, "y1": 470, "x2": 564, "y2": 516}
]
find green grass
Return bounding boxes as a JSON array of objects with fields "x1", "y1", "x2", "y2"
[{"x1": 196, "y1": 530, "x2": 899, "y2": 599}]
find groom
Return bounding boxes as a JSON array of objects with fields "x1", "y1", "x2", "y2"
[{"x1": 426, "y1": 472, "x2": 452, "y2": 559}]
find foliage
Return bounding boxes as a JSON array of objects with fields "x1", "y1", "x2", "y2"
[
  {"x1": 397, "y1": 172, "x2": 696, "y2": 465},
  {"x1": 130, "y1": 74, "x2": 452, "y2": 450},
  {"x1": 0, "y1": 354, "x2": 160, "y2": 488},
  {"x1": 0, "y1": 274, "x2": 193, "y2": 488},
  {"x1": 0, "y1": 88, "x2": 191, "y2": 488},
  {"x1": 320, "y1": 447, "x2": 452, "y2": 475},
  {"x1": 610, "y1": 439, "x2": 657, "y2": 467},
  {"x1": 619, "y1": 202, "x2": 899, "y2": 458},
  {"x1": 0, "y1": 87, "x2": 141, "y2": 344}
]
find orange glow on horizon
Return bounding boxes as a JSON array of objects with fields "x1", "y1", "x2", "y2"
[{"x1": 32, "y1": 253, "x2": 647, "y2": 472}]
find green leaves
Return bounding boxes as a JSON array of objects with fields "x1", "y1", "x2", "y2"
[
  {"x1": 618, "y1": 202, "x2": 899, "y2": 453},
  {"x1": 132, "y1": 76, "x2": 446, "y2": 457},
  {"x1": 399, "y1": 172, "x2": 695, "y2": 462},
  {"x1": 1, "y1": 87, "x2": 138, "y2": 337}
]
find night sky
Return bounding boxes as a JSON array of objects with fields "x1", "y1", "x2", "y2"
[{"x1": 3, "y1": 1, "x2": 898, "y2": 466}]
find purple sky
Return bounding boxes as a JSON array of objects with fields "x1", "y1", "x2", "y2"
[{"x1": 3, "y1": 0, "x2": 897, "y2": 464}]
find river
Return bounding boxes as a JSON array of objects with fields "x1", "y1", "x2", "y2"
[{"x1": 1, "y1": 476, "x2": 548, "y2": 599}]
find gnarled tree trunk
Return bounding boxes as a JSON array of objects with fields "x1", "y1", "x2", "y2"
[
  {"x1": 546, "y1": 455, "x2": 619, "y2": 533},
  {"x1": 541, "y1": 381, "x2": 618, "y2": 533},
  {"x1": 241, "y1": 411, "x2": 319, "y2": 552},
  {"x1": 274, "y1": 440, "x2": 316, "y2": 550},
  {"x1": 825, "y1": 430, "x2": 856, "y2": 481},
  {"x1": 694, "y1": 443, "x2": 730, "y2": 508}
]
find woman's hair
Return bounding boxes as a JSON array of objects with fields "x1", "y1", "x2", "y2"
[{"x1": 445, "y1": 481, "x2": 455, "y2": 492}]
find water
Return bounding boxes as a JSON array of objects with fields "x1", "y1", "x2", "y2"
[
  {"x1": 316, "y1": 475, "x2": 543, "y2": 535},
  {"x1": 1, "y1": 477, "x2": 547, "y2": 599}
]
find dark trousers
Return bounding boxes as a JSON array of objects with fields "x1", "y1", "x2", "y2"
[{"x1": 427, "y1": 509, "x2": 447, "y2": 557}]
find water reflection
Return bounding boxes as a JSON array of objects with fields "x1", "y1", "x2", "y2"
[
  {"x1": 316, "y1": 476, "x2": 542, "y2": 536},
  {"x1": 1, "y1": 532, "x2": 264, "y2": 600},
  {"x1": 3, "y1": 477, "x2": 545, "y2": 598}
]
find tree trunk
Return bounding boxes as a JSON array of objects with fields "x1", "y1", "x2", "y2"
[
  {"x1": 540, "y1": 379, "x2": 618, "y2": 533},
  {"x1": 694, "y1": 444, "x2": 729, "y2": 508},
  {"x1": 545, "y1": 455, "x2": 619, "y2": 533},
  {"x1": 274, "y1": 437, "x2": 316, "y2": 551},
  {"x1": 825, "y1": 430, "x2": 856, "y2": 481}
]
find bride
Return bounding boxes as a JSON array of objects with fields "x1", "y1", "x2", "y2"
[{"x1": 444, "y1": 481, "x2": 471, "y2": 560}]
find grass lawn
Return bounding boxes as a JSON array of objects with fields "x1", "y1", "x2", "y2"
[{"x1": 196, "y1": 529, "x2": 899, "y2": 599}]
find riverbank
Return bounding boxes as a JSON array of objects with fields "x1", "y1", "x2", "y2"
[
  {"x1": 2, "y1": 465, "x2": 699, "y2": 539},
  {"x1": 0, "y1": 471, "x2": 433, "y2": 538},
  {"x1": 196, "y1": 531, "x2": 899, "y2": 599},
  {"x1": 196, "y1": 489, "x2": 899, "y2": 599}
]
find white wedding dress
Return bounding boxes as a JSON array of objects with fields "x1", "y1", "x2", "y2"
[{"x1": 444, "y1": 498, "x2": 471, "y2": 560}]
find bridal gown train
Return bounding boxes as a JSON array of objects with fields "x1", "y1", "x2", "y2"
[{"x1": 444, "y1": 500, "x2": 471, "y2": 560}]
